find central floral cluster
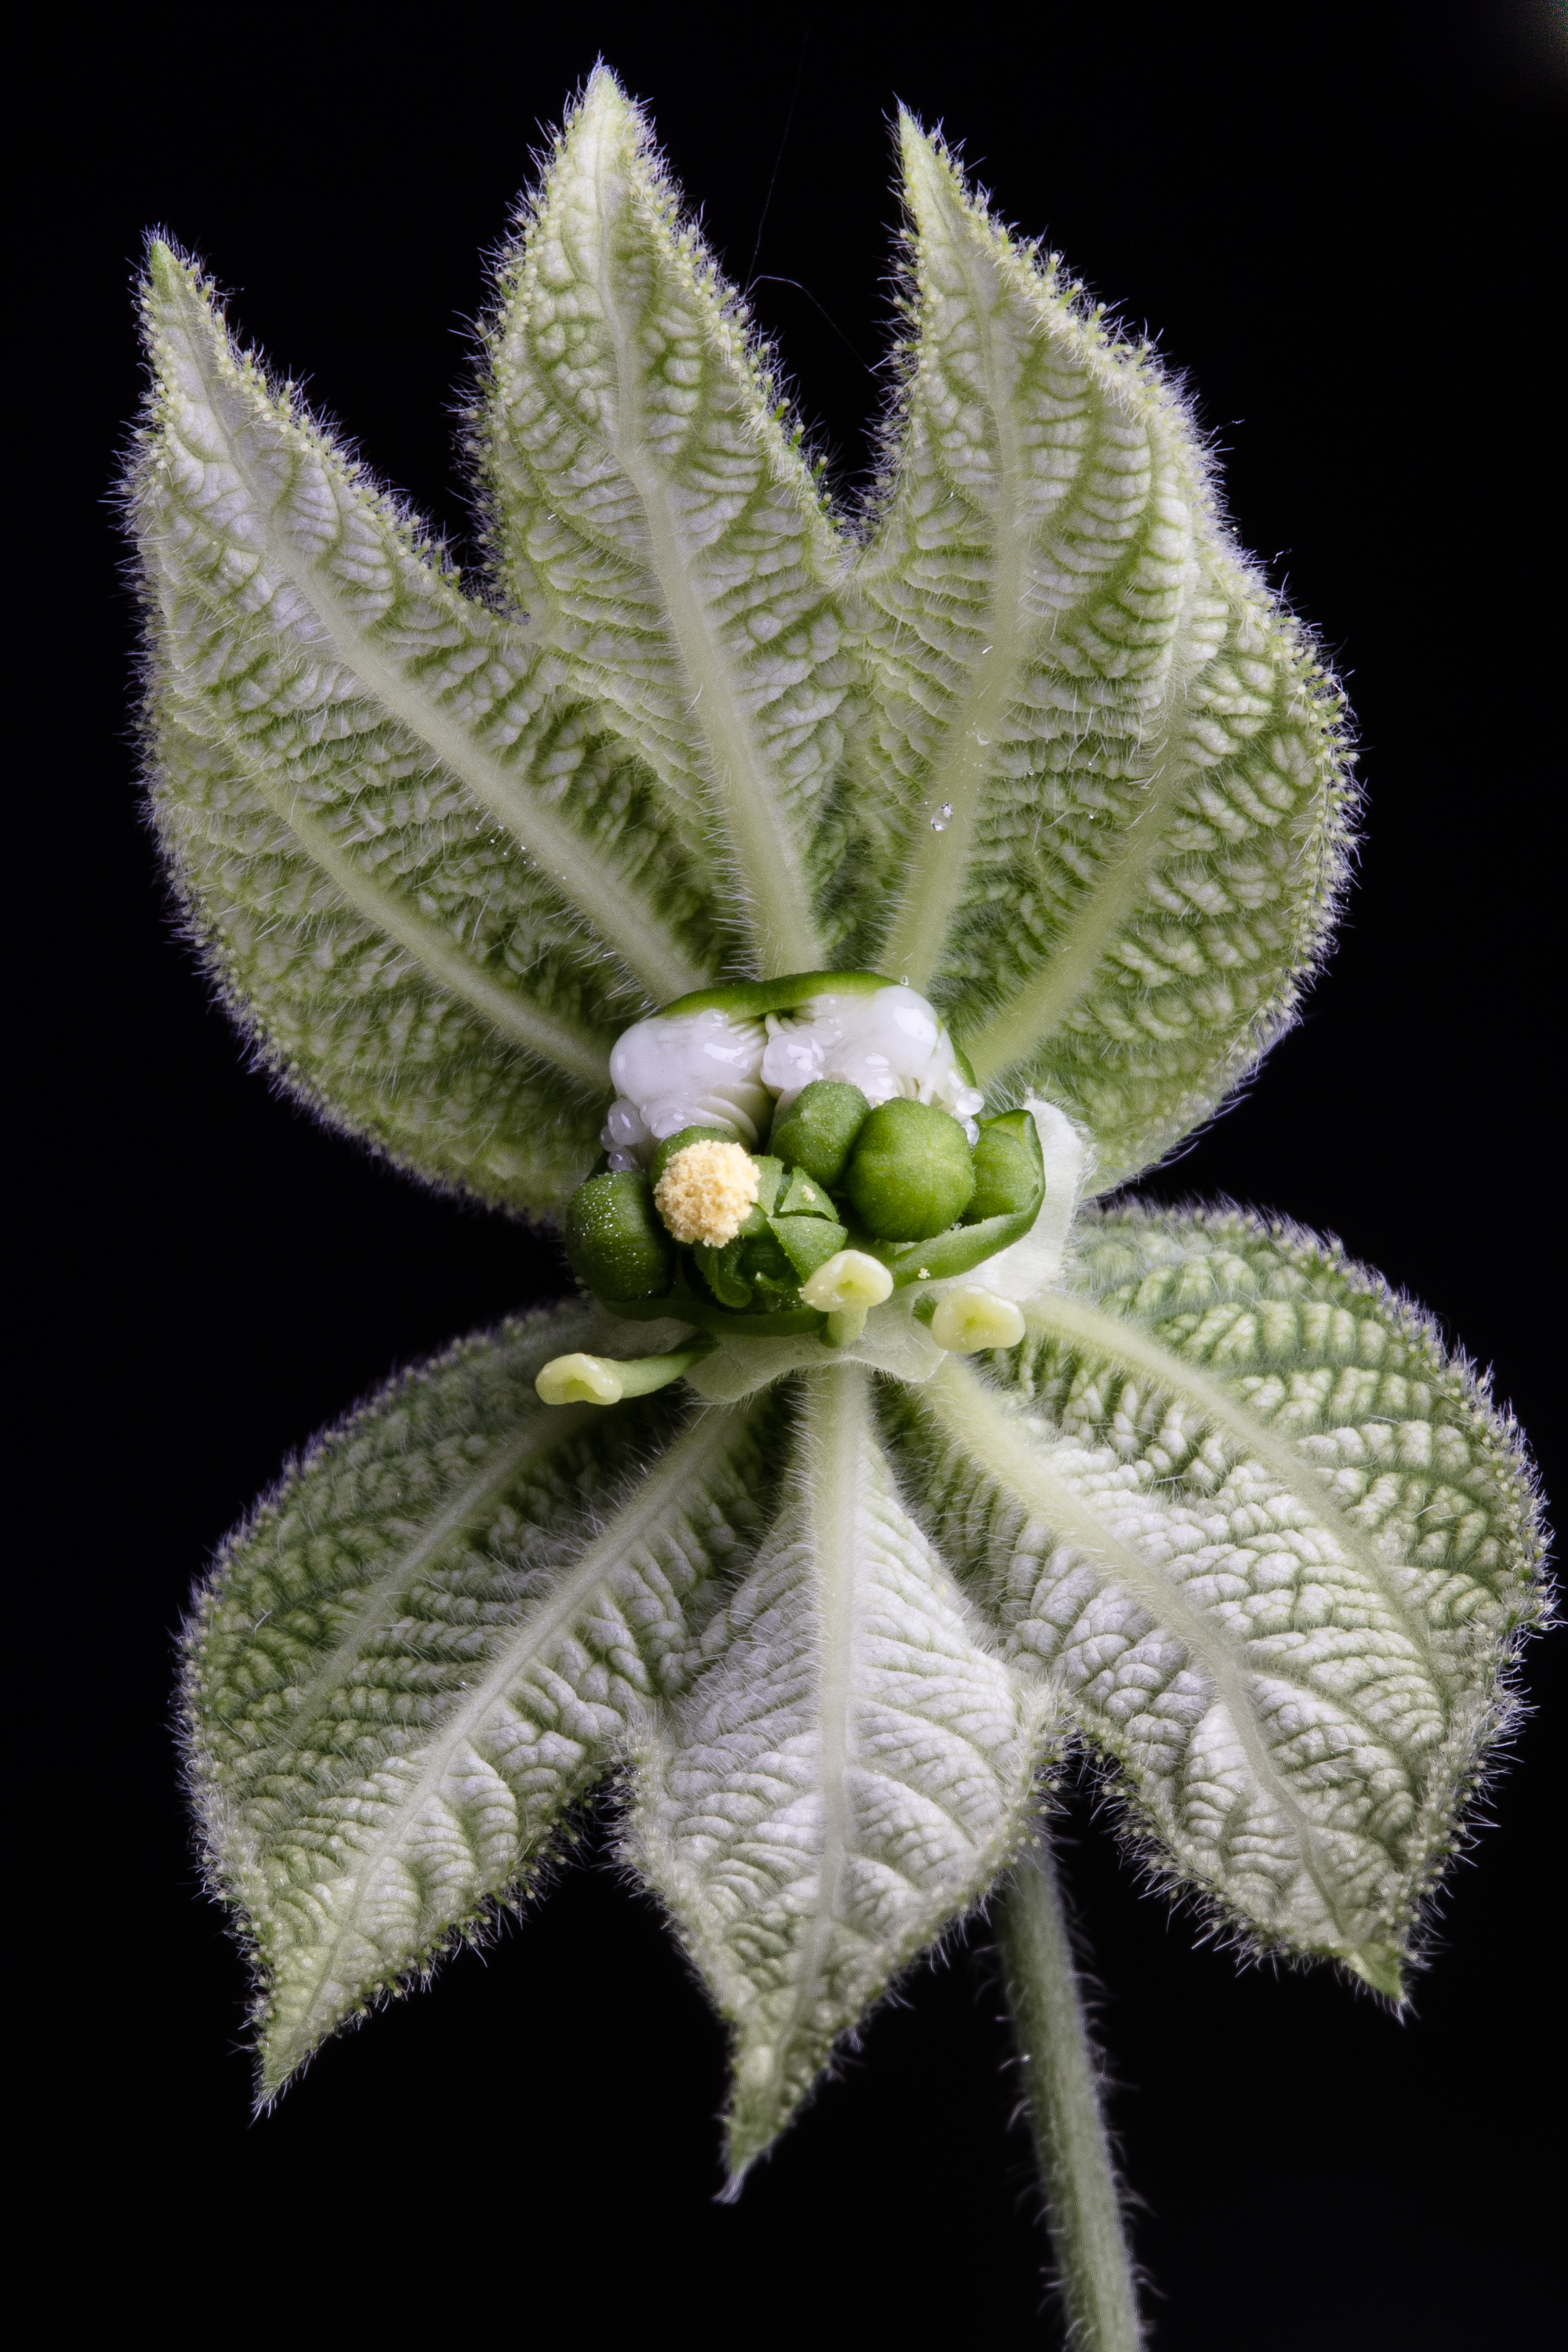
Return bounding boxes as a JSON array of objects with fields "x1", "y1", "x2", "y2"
[{"x1": 562, "y1": 975, "x2": 1046, "y2": 1342}]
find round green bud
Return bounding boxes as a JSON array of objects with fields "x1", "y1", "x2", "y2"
[
  {"x1": 564, "y1": 1171, "x2": 675, "y2": 1301},
  {"x1": 964, "y1": 1111, "x2": 1044, "y2": 1224},
  {"x1": 768, "y1": 1080, "x2": 871, "y2": 1189},
  {"x1": 649, "y1": 1124, "x2": 739, "y2": 1187},
  {"x1": 842, "y1": 1098, "x2": 976, "y2": 1242}
]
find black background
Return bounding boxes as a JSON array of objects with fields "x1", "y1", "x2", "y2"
[{"x1": 23, "y1": 2, "x2": 1563, "y2": 2343}]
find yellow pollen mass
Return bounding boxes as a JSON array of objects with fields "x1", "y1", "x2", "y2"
[{"x1": 654, "y1": 1140, "x2": 759, "y2": 1246}]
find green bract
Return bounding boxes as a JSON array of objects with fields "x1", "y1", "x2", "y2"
[
  {"x1": 769, "y1": 1080, "x2": 872, "y2": 1189},
  {"x1": 967, "y1": 1109, "x2": 1047, "y2": 1225},
  {"x1": 564, "y1": 1170, "x2": 673, "y2": 1301},
  {"x1": 137, "y1": 68, "x2": 1544, "y2": 2239},
  {"x1": 844, "y1": 1098, "x2": 976, "y2": 1240}
]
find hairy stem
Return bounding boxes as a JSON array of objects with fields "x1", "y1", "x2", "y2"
[{"x1": 999, "y1": 1834, "x2": 1143, "y2": 2351}]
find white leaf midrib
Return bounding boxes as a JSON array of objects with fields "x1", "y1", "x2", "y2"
[
  {"x1": 876, "y1": 155, "x2": 1207, "y2": 1050},
  {"x1": 750, "y1": 1380, "x2": 1023, "y2": 2089},
  {"x1": 779, "y1": 1364, "x2": 861, "y2": 2078},
  {"x1": 582, "y1": 122, "x2": 822, "y2": 979},
  {"x1": 271, "y1": 1403, "x2": 753, "y2": 2065},
  {"x1": 157, "y1": 264, "x2": 702, "y2": 1005},
  {"x1": 1025, "y1": 1287, "x2": 1450, "y2": 1704},
  {"x1": 880, "y1": 173, "x2": 1028, "y2": 993},
  {"x1": 245, "y1": 1403, "x2": 594, "y2": 1781},
  {"x1": 926, "y1": 1359, "x2": 1367, "y2": 1950},
  {"x1": 961, "y1": 546, "x2": 1239, "y2": 1087},
  {"x1": 175, "y1": 707, "x2": 615, "y2": 1088}
]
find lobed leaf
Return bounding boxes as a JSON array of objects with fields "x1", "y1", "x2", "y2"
[
  {"x1": 632, "y1": 1362, "x2": 1053, "y2": 2180},
  {"x1": 183, "y1": 1300, "x2": 779, "y2": 2095},
  {"x1": 886, "y1": 1206, "x2": 1545, "y2": 1991},
  {"x1": 132, "y1": 242, "x2": 716, "y2": 1215},
  {"x1": 478, "y1": 69, "x2": 861, "y2": 979},
  {"x1": 862, "y1": 124, "x2": 1354, "y2": 1185}
]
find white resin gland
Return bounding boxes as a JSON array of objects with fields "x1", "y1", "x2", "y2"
[
  {"x1": 762, "y1": 985, "x2": 983, "y2": 1135},
  {"x1": 655, "y1": 1141, "x2": 760, "y2": 1246},
  {"x1": 603, "y1": 984, "x2": 982, "y2": 1167},
  {"x1": 604, "y1": 1007, "x2": 771, "y2": 1164}
]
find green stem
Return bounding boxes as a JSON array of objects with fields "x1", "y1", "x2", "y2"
[{"x1": 998, "y1": 1833, "x2": 1144, "y2": 2350}]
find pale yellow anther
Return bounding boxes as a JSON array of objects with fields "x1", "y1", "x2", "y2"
[
  {"x1": 536, "y1": 1353, "x2": 624, "y2": 1406},
  {"x1": 800, "y1": 1250, "x2": 895, "y2": 1313},
  {"x1": 930, "y1": 1287, "x2": 1027, "y2": 1354},
  {"x1": 654, "y1": 1140, "x2": 759, "y2": 1246}
]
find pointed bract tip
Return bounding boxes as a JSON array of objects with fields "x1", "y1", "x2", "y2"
[
  {"x1": 143, "y1": 235, "x2": 183, "y2": 298},
  {"x1": 256, "y1": 2049, "x2": 292, "y2": 2104},
  {"x1": 896, "y1": 105, "x2": 931, "y2": 165},
  {"x1": 576, "y1": 59, "x2": 640, "y2": 133},
  {"x1": 1346, "y1": 1944, "x2": 1406, "y2": 2002},
  {"x1": 897, "y1": 112, "x2": 960, "y2": 222},
  {"x1": 720, "y1": 2127, "x2": 769, "y2": 2200}
]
